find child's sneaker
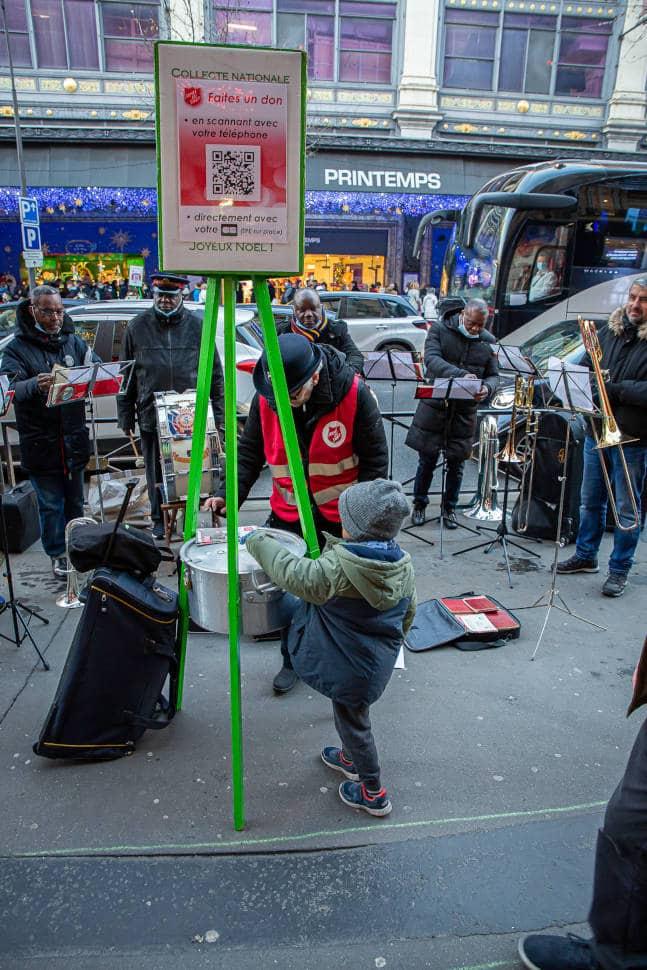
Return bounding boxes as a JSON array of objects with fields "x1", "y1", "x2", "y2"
[
  {"x1": 321, "y1": 747, "x2": 359, "y2": 780},
  {"x1": 338, "y1": 781, "x2": 392, "y2": 817}
]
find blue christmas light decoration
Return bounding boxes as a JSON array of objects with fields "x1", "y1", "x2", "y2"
[{"x1": 0, "y1": 186, "x2": 469, "y2": 218}]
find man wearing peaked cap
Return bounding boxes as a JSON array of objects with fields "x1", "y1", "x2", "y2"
[
  {"x1": 117, "y1": 272, "x2": 224, "y2": 539},
  {"x1": 204, "y1": 332, "x2": 388, "y2": 693}
]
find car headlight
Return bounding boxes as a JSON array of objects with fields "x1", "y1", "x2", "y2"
[{"x1": 491, "y1": 386, "x2": 516, "y2": 410}]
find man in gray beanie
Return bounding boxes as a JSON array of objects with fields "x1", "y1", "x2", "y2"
[{"x1": 246, "y1": 479, "x2": 416, "y2": 817}]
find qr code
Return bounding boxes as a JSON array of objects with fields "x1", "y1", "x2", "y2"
[{"x1": 205, "y1": 145, "x2": 261, "y2": 202}]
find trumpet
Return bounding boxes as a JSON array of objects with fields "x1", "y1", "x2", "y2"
[
  {"x1": 462, "y1": 415, "x2": 502, "y2": 521},
  {"x1": 498, "y1": 375, "x2": 534, "y2": 464},
  {"x1": 578, "y1": 317, "x2": 639, "y2": 532},
  {"x1": 515, "y1": 408, "x2": 540, "y2": 533},
  {"x1": 56, "y1": 516, "x2": 97, "y2": 609}
]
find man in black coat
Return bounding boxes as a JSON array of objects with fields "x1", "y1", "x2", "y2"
[
  {"x1": 116, "y1": 273, "x2": 224, "y2": 539},
  {"x1": 557, "y1": 277, "x2": 647, "y2": 597},
  {"x1": 405, "y1": 298, "x2": 499, "y2": 528},
  {"x1": 0, "y1": 286, "x2": 95, "y2": 578},
  {"x1": 280, "y1": 288, "x2": 364, "y2": 374}
]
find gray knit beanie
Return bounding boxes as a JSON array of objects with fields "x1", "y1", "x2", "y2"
[{"x1": 338, "y1": 479, "x2": 410, "y2": 541}]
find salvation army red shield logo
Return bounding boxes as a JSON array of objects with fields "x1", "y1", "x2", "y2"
[
  {"x1": 322, "y1": 421, "x2": 347, "y2": 448},
  {"x1": 184, "y1": 87, "x2": 202, "y2": 107}
]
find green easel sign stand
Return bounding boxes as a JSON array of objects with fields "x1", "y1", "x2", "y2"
[{"x1": 155, "y1": 41, "x2": 309, "y2": 829}]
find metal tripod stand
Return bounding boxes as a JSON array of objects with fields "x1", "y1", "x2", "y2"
[
  {"x1": 0, "y1": 492, "x2": 49, "y2": 669},
  {"x1": 513, "y1": 421, "x2": 605, "y2": 659}
]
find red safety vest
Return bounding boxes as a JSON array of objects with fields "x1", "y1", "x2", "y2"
[{"x1": 259, "y1": 377, "x2": 360, "y2": 523}]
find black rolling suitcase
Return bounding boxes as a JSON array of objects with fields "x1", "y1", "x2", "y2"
[
  {"x1": 33, "y1": 481, "x2": 179, "y2": 762},
  {"x1": 0, "y1": 481, "x2": 40, "y2": 553}
]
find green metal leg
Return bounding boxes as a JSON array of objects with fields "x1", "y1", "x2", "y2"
[
  {"x1": 223, "y1": 278, "x2": 245, "y2": 831},
  {"x1": 175, "y1": 276, "x2": 221, "y2": 711},
  {"x1": 253, "y1": 277, "x2": 320, "y2": 560}
]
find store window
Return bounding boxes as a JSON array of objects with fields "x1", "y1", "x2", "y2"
[
  {"x1": 213, "y1": 0, "x2": 273, "y2": 45},
  {"x1": 0, "y1": 0, "x2": 32, "y2": 68},
  {"x1": 443, "y1": 8, "x2": 612, "y2": 99},
  {"x1": 339, "y1": 2, "x2": 395, "y2": 84},
  {"x1": 499, "y1": 14, "x2": 556, "y2": 95},
  {"x1": 29, "y1": 0, "x2": 100, "y2": 70},
  {"x1": 101, "y1": 1, "x2": 159, "y2": 72},
  {"x1": 277, "y1": 1, "x2": 335, "y2": 81},
  {"x1": 212, "y1": 0, "x2": 396, "y2": 84},
  {"x1": 555, "y1": 18, "x2": 612, "y2": 98}
]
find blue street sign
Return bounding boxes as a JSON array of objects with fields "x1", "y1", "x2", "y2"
[
  {"x1": 19, "y1": 196, "x2": 39, "y2": 227},
  {"x1": 21, "y1": 223, "x2": 42, "y2": 252}
]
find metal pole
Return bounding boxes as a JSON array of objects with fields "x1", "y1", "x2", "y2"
[
  {"x1": 223, "y1": 278, "x2": 245, "y2": 831},
  {"x1": 253, "y1": 277, "x2": 320, "y2": 560},
  {"x1": 175, "y1": 276, "x2": 221, "y2": 710},
  {"x1": 0, "y1": 0, "x2": 35, "y2": 290}
]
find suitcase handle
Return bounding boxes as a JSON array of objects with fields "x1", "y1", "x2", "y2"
[{"x1": 104, "y1": 478, "x2": 139, "y2": 564}]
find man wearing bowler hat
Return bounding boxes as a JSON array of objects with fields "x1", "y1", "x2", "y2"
[
  {"x1": 118, "y1": 273, "x2": 224, "y2": 538},
  {"x1": 204, "y1": 332, "x2": 388, "y2": 692}
]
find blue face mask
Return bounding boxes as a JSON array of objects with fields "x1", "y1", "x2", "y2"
[{"x1": 458, "y1": 322, "x2": 480, "y2": 340}]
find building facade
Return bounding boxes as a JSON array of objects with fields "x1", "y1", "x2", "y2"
[{"x1": 1, "y1": 0, "x2": 645, "y2": 289}]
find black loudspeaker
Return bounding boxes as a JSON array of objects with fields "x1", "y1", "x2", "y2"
[{"x1": 0, "y1": 482, "x2": 41, "y2": 553}]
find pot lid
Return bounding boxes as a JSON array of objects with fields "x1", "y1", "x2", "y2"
[{"x1": 179, "y1": 526, "x2": 306, "y2": 575}]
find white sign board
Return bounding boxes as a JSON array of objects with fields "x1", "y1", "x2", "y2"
[
  {"x1": 128, "y1": 264, "x2": 144, "y2": 287},
  {"x1": 23, "y1": 251, "x2": 44, "y2": 268},
  {"x1": 154, "y1": 42, "x2": 306, "y2": 277}
]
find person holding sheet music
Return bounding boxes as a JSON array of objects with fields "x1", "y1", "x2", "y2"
[
  {"x1": 0, "y1": 286, "x2": 97, "y2": 580},
  {"x1": 406, "y1": 299, "x2": 498, "y2": 528}
]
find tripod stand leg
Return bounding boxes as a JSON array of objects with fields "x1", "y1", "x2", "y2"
[{"x1": 500, "y1": 537, "x2": 513, "y2": 588}]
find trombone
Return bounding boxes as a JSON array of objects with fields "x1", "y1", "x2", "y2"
[{"x1": 578, "y1": 317, "x2": 639, "y2": 532}]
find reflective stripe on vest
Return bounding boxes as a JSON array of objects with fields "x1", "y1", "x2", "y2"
[{"x1": 259, "y1": 376, "x2": 361, "y2": 523}]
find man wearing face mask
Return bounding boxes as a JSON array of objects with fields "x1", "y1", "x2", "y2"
[
  {"x1": 204, "y1": 333, "x2": 387, "y2": 690},
  {"x1": 406, "y1": 298, "x2": 498, "y2": 528},
  {"x1": 529, "y1": 253, "x2": 558, "y2": 302},
  {"x1": 0, "y1": 286, "x2": 96, "y2": 579},
  {"x1": 117, "y1": 273, "x2": 224, "y2": 539},
  {"x1": 276, "y1": 288, "x2": 364, "y2": 374}
]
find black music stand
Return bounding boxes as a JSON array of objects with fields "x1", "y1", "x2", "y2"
[
  {"x1": 404, "y1": 377, "x2": 481, "y2": 557},
  {"x1": 363, "y1": 350, "x2": 423, "y2": 480},
  {"x1": 0, "y1": 381, "x2": 49, "y2": 670},
  {"x1": 453, "y1": 366, "x2": 541, "y2": 587},
  {"x1": 513, "y1": 360, "x2": 605, "y2": 658}
]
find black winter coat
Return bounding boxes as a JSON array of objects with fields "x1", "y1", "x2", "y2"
[
  {"x1": 405, "y1": 314, "x2": 499, "y2": 461},
  {"x1": 116, "y1": 305, "x2": 224, "y2": 433},
  {"x1": 0, "y1": 301, "x2": 95, "y2": 475},
  {"x1": 588, "y1": 308, "x2": 647, "y2": 445},
  {"x1": 217, "y1": 344, "x2": 388, "y2": 507},
  {"x1": 276, "y1": 315, "x2": 365, "y2": 374}
]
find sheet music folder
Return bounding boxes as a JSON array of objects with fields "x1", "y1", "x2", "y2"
[
  {"x1": 46, "y1": 360, "x2": 134, "y2": 407},
  {"x1": 363, "y1": 350, "x2": 423, "y2": 382}
]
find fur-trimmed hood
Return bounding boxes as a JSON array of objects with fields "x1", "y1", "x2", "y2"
[{"x1": 608, "y1": 307, "x2": 647, "y2": 341}]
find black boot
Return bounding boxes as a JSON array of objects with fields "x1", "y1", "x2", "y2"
[{"x1": 273, "y1": 665, "x2": 298, "y2": 694}]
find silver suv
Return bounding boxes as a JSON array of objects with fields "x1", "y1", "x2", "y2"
[{"x1": 317, "y1": 291, "x2": 427, "y2": 353}]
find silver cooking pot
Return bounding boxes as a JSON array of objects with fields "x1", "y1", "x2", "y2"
[{"x1": 179, "y1": 527, "x2": 306, "y2": 637}]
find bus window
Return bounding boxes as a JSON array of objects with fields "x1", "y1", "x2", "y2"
[
  {"x1": 505, "y1": 223, "x2": 571, "y2": 306},
  {"x1": 446, "y1": 207, "x2": 501, "y2": 304}
]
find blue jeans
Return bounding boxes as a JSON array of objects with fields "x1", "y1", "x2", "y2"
[
  {"x1": 29, "y1": 470, "x2": 85, "y2": 559},
  {"x1": 576, "y1": 436, "x2": 647, "y2": 575}
]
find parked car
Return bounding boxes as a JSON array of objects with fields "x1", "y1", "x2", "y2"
[
  {"x1": 318, "y1": 291, "x2": 427, "y2": 353},
  {"x1": 236, "y1": 292, "x2": 428, "y2": 354}
]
